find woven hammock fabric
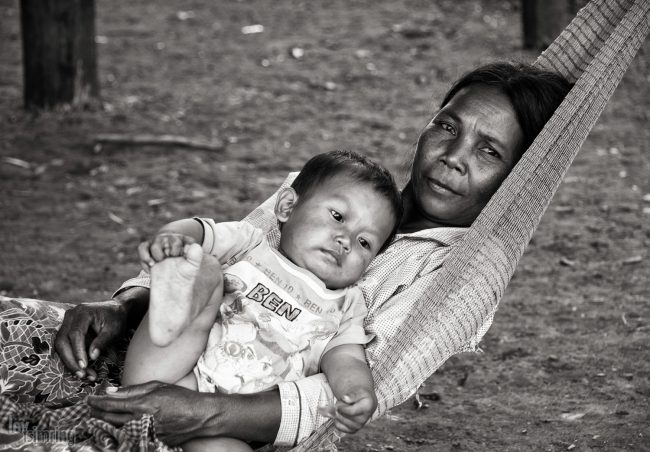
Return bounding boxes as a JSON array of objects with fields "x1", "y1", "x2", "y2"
[{"x1": 294, "y1": 0, "x2": 649, "y2": 450}]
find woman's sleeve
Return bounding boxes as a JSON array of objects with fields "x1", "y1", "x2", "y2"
[
  {"x1": 113, "y1": 270, "x2": 151, "y2": 296},
  {"x1": 274, "y1": 374, "x2": 336, "y2": 447},
  {"x1": 274, "y1": 288, "x2": 371, "y2": 446}
]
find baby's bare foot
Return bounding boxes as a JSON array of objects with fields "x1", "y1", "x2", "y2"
[{"x1": 149, "y1": 243, "x2": 222, "y2": 346}]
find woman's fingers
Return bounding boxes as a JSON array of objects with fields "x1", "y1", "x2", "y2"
[
  {"x1": 104, "y1": 381, "x2": 164, "y2": 398},
  {"x1": 87, "y1": 323, "x2": 113, "y2": 364},
  {"x1": 87, "y1": 393, "x2": 137, "y2": 413},
  {"x1": 87, "y1": 384, "x2": 160, "y2": 417},
  {"x1": 54, "y1": 323, "x2": 81, "y2": 376},
  {"x1": 88, "y1": 408, "x2": 136, "y2": 426},
  {"x1": 68, "y1": 328, "x2": 89, "y2": 371},
  {"x1": 55, "y1": 312, "x2": 93, "y2": 377},
  {"x1": 84, "y1": 367, "x2": 97, "y2": 382}
]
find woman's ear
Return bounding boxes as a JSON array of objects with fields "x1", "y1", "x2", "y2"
[{"x1": 274, "y1": 188, "x2": 299, "y2": 223}]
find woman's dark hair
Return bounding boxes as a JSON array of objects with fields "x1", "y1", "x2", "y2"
[
  {"x1": 440, "y1": 62, "x2": 573, "y2": 159},
  {"x1": 291, "y1": 150, "x2": 403, "y2": 251}
]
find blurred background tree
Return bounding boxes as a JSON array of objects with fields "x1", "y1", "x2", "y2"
[
  {"x1": 20, "y1": 0, "x2": 99, "y2": 109},
  {"x1": 522, "y1": 0, "x2": 578, "y2": 49}
]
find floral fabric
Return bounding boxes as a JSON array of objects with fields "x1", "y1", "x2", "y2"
[
  {"x1": 0, "y1": 296, "x2": 123, "y2": 406},
  {"x1": 0, "y1": 296, "x2": 167, "y2": 451}
]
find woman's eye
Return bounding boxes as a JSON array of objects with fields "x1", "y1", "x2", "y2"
[
  {"x1": 438, "y1": 121, "x2": 456, "y2": 135},
  {"x1": 480, "y1": 146, "x2": 501, "y2": 159},
  {"x1": 358, "y1": 238, "x2": 371, "y2": 249},
  {"x1": 330, "y1": 210, "x2": 343, "y2": 222}
]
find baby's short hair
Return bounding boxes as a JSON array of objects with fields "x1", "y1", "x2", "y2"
[{"x1": 292, "y1": 150, "x2": 403, "y2": 251}]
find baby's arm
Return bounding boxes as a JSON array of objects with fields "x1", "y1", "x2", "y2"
[
  {"x1": 319, "y1": 344, "x2": 378, "y2": 434},
  {"x1": 138, "y1": 218, "x2": 204, "y2": 269}
]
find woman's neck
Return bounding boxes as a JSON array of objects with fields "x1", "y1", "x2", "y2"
[{"x1": 399, "y1": 182, "x2": 457, "y2": 233}]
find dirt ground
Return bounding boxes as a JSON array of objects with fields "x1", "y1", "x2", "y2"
[{"x1": 0, "y1": 0, "x2": 648, "y2": 451}]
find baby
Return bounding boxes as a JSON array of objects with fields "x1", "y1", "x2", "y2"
[{"x1": 122, "y1": 150, "x2": 402, "y2": 451}]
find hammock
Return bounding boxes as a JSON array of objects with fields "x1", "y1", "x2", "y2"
[{"x1": 294, "y1": 0, "x2": 649, "y2": 450}]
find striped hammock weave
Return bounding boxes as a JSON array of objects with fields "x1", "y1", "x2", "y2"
[{"x1": 294, "y1": 0, "x2": 649, "y2": 449}]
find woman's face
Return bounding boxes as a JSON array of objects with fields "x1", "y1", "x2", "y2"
[{"x1": 410, "y1": 84, "x2": 524, "y2": 226}]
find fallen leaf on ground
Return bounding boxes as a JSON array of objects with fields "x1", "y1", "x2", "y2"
[
  {"x1": 147, "y1": 199, "x2": 166, "y2": 207},
  {"x1": 560, "y1": 412, "x2": 586, "y2": 421},
  {"x1": 108, "y1": 212, "x2": 125, "y2": 225},
  {"x1": 621, "y1": 255, "x2": 642, "y2": 265},
  {"x1": 2, "y1": 156, "x2": 31, "y2": 169},
  {"x1": 176, "y1": 10, "x2": 195, "y2": 21},
  {"x1": 242, "y1": 24, "x2": 264, "y2": 34},
  {"x1": 559, "y1": 257, "x2": 576, "y2": 267}
]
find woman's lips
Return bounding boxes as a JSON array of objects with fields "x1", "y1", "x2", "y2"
[{"x1": 426, "y1": 177, "x2": 461, "y2": 196}]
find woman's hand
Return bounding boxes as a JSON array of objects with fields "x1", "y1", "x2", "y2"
[
  {"x1": 55, "y1": 300, "x2": 128, "y2": 380},
  {"x1": 87, "y1": 382, "x2": 220, "y2": 445}
]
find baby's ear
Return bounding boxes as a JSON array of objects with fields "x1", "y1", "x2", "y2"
[{"x1": 274, "y1": 188, "x2": 299, "y2": 223}]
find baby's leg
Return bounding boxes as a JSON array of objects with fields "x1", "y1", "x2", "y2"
[
  {"x1": 182, "y1": 437, "x2": 253, "y2": 452},
  {"x1": 122, "y1": 250, "x2": 224, "y2": 386},
  {"x1": 122, "y1": 306, "x2": 219, "y2": 386},
  {"x1": 149, "y1": 243, "x2": 221, "y2": 346}
]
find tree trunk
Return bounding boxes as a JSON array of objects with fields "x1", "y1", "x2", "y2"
[
  {"x1": 20, "y1": 0, "x2": 99, "y2": 109},
  {"x1": 522, "y1": 0, "x2": 577, "y2": 50}
]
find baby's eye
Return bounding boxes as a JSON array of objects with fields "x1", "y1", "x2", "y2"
[
  {"x1": 330, "y1": 210, "x2": 343, "y2": 222},
  {"x1": 358, "y1": 237, "x2": 371, "y2": 249}
]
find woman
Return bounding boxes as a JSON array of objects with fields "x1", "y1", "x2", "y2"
[{"x1": 0, "y1": 62, "x2": 571, "y2": 448}]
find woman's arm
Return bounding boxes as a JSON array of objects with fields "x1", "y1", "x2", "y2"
[
  {"x1": 86, "y1": 374, "x2": 337, "y2": 447},
  {"x1": 87, "y1": 381, "x2": 282, "y2": 445}
]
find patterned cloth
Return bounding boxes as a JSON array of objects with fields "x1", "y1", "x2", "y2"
[
  {"x1": 0, "y1": 297, "x2": 123, "y2": 406},
  {"x1": 0, "y1": 394, "x2": 177, "y2": 451},
  {"x1": 0, "y1": 296, "x2": 176, "y2": 451}
]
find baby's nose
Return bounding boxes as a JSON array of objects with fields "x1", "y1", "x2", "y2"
[{"x1": 335, "y1": 235, "x2": 351, "y2": 252}]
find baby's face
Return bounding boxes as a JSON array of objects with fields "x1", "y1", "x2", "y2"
[{"x1": 279, "y1": 176, "x2": 396, "y2": 289}]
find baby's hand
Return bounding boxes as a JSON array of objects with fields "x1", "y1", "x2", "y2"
[
  {"x1": 319, "y1": 387, "x2": 378, "y2": 434},
  {"x1": 138, "y1": 232, "x2": 196, "y2": 271}
]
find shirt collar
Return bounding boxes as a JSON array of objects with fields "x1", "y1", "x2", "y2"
[{"x1": 394, "y1": 226, "x2": 467, "y2": 247}]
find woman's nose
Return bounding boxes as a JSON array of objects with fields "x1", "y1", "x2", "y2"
[{"x1": 439, "y1": 140, "x2": 468, "y2": 174}]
